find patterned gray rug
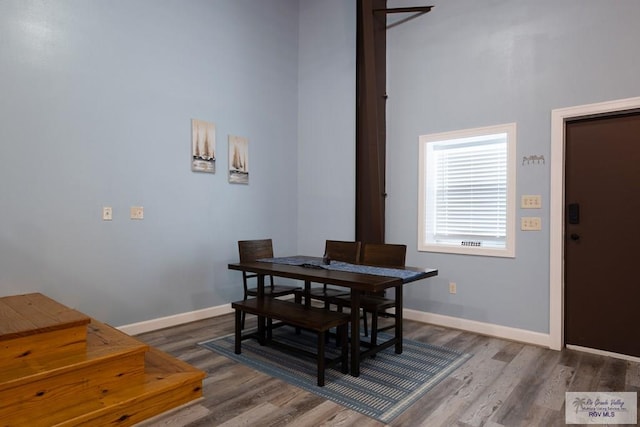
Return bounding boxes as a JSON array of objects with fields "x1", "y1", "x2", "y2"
[{"x1": 199, "y1": 327, "x2": 471, "y2": 423}]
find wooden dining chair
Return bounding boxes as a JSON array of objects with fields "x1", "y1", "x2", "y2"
[
  {"x1": 294, "y1": 240, "x2": 361, "y2": 308},
  {"x1": 360, "y1": 243, "x2": 406, "y2": 269},
  {"x1": 332, "y1": 243, "x2": 406, "y2": 346},
  {"x1": 238, "y1": 239, "x2": 301, "y2": 329}
]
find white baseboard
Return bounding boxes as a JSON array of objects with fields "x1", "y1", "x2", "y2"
[
  {"x1": 403, "y1": 308, "x2": 551, "y2": 348},
  {"x1": 117, "y1": 303, "x2": 233, "y2": 335},
  {"x1": 566, "y1": 345, "x2": 640, "y2": 363},
  {"x1": 117, "y1": 303, "x2": 551, "y2": 349}
]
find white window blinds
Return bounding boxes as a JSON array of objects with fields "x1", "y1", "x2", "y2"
[
  {"x1": 419, "y1": 123, "x2": 515, "y2": 257},
  {"x1": 432, "y1": 137, "x2": 507, "y2": 246}
]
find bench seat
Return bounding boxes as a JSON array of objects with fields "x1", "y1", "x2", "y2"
[{"x1": 231, "y1": 298, "x2": 349, "y2": 386}]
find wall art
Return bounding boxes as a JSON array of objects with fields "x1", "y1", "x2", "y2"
[
  {"x1": 191, "y1": 119, "x2": 216, "y2": 173},
  {"x1": 228, "y1": 135, "x2": 249, "y2": 184}
]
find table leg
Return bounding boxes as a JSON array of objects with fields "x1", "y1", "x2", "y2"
[
  {"x1": 395, "y1": 284, "x2": 403, "y2": 354},
  {"x1": 350, "y1": 290, "x2": 361, "y2": 377}
]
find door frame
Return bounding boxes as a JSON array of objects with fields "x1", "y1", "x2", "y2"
[{"x1": 549, "y1": 96, "x2": 640, "y2": 351}]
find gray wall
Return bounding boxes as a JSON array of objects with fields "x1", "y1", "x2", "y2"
[
  {"x1": 3, "y1": 0, "x2": 640, "y2": 336},
  {"x1": 297, "y1": 0, "x2": 640, "y2": 335},
  {"x1": 299, "y1": 0, "x2": 640, "y2": 333},
  {"x1": 384, "y1": 0, "x2": 640, "y2": 332},
  {"x1": 0, "y1": 0, "x2": 300, "y2": 325},
  {"x1": 297, "y1": 0, "x2": 357, "y2": 254}
]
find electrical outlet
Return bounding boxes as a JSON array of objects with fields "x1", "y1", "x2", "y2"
[
  {"x1": 521, "y1": 216, "x2": 542, "y2": 231},
  {"x1": 130, "y1": 206, "x2": 144, "y2": 220},
  {"x1": 449, "y1": 282, "x2": 457, "y2": 294},
  {"x1": 521, "y1": 195, "x2": 542, "y2": 209},
  {"x1": 102, "y1": 206, "x2": 112, "y2": 221}
]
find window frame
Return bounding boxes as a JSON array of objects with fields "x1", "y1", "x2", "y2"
[{"x1": 418, "y1": 123, "x2": 516, "y2": 258}]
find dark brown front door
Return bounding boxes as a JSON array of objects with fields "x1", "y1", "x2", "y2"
[{"x1": 564, "y1": 112, "x2": 640, "y2": 357}]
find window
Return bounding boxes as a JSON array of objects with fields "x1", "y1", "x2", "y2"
[{"x1": 418, "y1": 123, "x2": 516, "y2": 257}]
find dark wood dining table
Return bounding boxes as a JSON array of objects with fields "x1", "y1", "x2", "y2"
[{"x1": 228, "y1": 256, "x2": 437, "y2": 377}]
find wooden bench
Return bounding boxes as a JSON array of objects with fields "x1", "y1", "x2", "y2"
[{"x1": 231, "y1": 298, "x2": 349, "y2": 386}]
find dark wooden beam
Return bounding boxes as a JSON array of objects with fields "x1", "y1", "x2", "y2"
[
  {"x1": 356, "y1": 2, "x2": 432, "y2": 243},
  {"x1": 356, "y1": 0, "x2": 387, "y2": 244},
  {"x1": 374, "y1": 6, "x2": 433, "y2": 14}
]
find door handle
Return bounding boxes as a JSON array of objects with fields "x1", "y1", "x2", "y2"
[{"x1": 570, "y1": 233, "x2": 580, "y2": 241}]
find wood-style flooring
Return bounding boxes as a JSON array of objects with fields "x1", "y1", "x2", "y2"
[{"x1": 135, "y1": 313, "x2": 640, "y2": 426}]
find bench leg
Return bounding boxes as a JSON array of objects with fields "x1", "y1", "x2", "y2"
[
  {"x1": 234, "y1": 309, "x2": 242, "y2": 354},
  {"x1": 317, "y1": 331, "x2": 325, "y2": 387}
]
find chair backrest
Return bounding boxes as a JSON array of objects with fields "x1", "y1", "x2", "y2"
[
  {"x1": 238, "y1": 239, "x2": 274, "y2": 262},
  {"x1": 360, "y1": 243, "x2": 406, "y2": 267},
  {"x1": 238, "y1": 239, "x2": 275, "y2": 290},
  {"x1": 324, "y1": 240, "x2": 361, "y2": 264}
]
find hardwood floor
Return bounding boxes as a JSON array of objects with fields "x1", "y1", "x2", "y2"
[{"x1": 135, "y1": 314, "x2": 640, "y2": 426}]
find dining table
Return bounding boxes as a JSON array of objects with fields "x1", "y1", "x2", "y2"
[{"x1": 228, "y1": 255, "x2": 438, "y2": 377}]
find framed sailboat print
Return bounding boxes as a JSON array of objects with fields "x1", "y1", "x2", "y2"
[
  {"x1": 228, "y1": 135, "x2": 249, "y2": 184},
  {"x1": 191, "y1": 119, "x2": 216, "y2": 173}
]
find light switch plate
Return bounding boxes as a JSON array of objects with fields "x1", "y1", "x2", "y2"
[
  {"x1": 521, "y1": 217, "x2": 542, "y2": 231},
  {"x1": 521, "y1": 195, "x2": 542, "y2": 209},
  {"x1": 102, "y1": 207, "x2": 113, "y2": 221}
]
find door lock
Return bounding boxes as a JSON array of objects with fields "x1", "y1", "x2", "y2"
[{"x1": 568, "y1": 203, "x2": 580, "y2": 224}]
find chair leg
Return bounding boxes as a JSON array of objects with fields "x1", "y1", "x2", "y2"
[
  {"x1": 362, "y1": 310, "x2": 368, "y2": 337},
  {"x1": 335, "y1": 305, "x2": 344, "y2": 346},
  {"x1": 323, "y1": 299, "x2": 332, "y2": 343},
  {"x1": 241, "y1": 295, "x2": 248, "y2": 330},
  {"x1": 325, "y1": 300, "x2": 335, "y2": 342},
  {"x1": 294, "y1": 291, "x2": 302, "y2": 334},
  {"x1": 371, "y1": 310, "x2": 378, "y2": 352}
]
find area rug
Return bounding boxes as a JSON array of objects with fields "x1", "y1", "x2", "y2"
[{"x1": 199, "y1": 328, "x2": 471, "y2": 423}]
